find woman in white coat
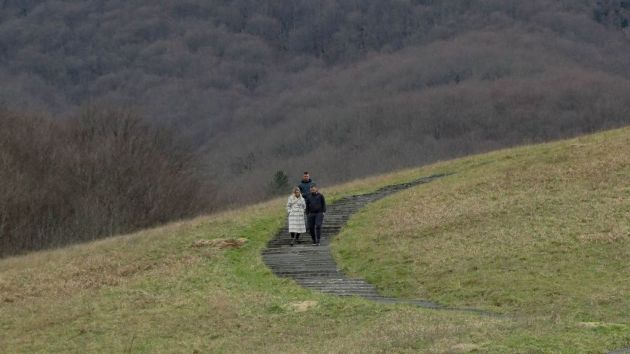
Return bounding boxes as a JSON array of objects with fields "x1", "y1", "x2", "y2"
[{"x1": 287, "y1": 186, "x2": 306, "y2": 246}]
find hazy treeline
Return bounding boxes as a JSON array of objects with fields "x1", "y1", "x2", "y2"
[
  {"x1": 2, "y1": 0, "x2": 628, "y2": 127},
  {"x1": 1, "y1": 0, "x2": 630, "y2": 255},
  {"x1": 0, "y1": 108, "x2": 212, "y2": 256}
]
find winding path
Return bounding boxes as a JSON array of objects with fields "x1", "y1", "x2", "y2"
[
  {"x1": 262, "y1": 174, "x2": 629, "y2": 352},
  {"x1": 263, "y1": 174, "x2": 480, "y2": 312}
]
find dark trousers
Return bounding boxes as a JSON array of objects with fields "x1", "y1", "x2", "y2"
[{"x1": 307, "y1": 212, "x2": 324, "y2": 243}]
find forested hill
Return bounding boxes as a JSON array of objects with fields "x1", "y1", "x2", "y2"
[{"x1": 2, "y1": 1, "x2": 630, "y2": 255}]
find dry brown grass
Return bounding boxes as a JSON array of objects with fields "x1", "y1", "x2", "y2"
[
  {"x1": 2, "y1": 129, "x2": 629, "y2": 352},
  {"x1": 0, "y1": 198, "x2": 281, "y2": 305},
  {"x1": 191, "y1": 238, "x2": 248, "y2": 249},
  {"x1": 0, "y1": 164, "x2": 518, "y2": 353},
  {"x1": 334, "y1": 127, "x2": 630, "y2": 351}
]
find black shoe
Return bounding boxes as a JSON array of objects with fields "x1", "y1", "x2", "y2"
[{"x1": 312, "y1": 243, "x2": 317, "y2": 246}]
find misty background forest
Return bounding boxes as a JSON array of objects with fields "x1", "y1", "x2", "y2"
[{"x1": 1, "y1": 0, "x2": 630, "y2": 256}]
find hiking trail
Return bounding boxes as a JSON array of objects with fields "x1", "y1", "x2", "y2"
[
  {"x1": 262, "y1": 174, "x2": 484, "y2": 313},
  {"x1": 262, "y1": 174, "x2": 630, "y2": 353}
]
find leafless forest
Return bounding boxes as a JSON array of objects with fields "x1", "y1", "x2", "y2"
[{"x1": 1, "y1": 0, "x2": 630, "y2": 255}]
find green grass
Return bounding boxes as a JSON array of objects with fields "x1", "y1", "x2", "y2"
[
  {"x1": 1, "y1": 128, "x2": 629, "y2": 353},
  {"x1": 334, "y1": 127, "x2": 630, "y2": 352},
  {"x1": 0, "y1": 187, "x2": 510, "y2": 353}
]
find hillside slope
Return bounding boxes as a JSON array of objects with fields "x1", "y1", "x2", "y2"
[
  {"x1": 335, "y1": 127, "x2": 630, "y2": 352},
  {"x1": 0, "y1": 128, "x2": 628, "y2": 352}
]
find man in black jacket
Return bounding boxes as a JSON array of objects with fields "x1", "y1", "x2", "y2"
[
  {"x1": 294, "y1": 171, "x2": 313, "y2": 244},
  {"x1": 305, "y1": 184, "x2": 326, "y2": 246}
]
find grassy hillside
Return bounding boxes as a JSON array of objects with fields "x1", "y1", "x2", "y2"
[
  {"x1": 334, "y1": 127, "x2": 630, "y2": 351},
  {"x1": 1, "y1": 128, "x2": 629, "y2": 353},
  {"x1": 0, "y1": 178, "x2": 507, "y2": 353}
]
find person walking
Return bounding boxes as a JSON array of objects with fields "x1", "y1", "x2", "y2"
[
  {"x1": 305, "y1": 184, "x2": 326, "y2": 246},
  {"x1": 298, "y1": 171, "x2": 314, "y2": 236},
  {"x1": 298, "y1": 172, "x2": 313, "y2": 199},
  {"x1": 287, "y1": 187, "x2": 306, "y2": 246}
]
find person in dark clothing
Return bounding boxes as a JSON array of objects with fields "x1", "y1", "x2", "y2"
[
  {"x1": 298, "y1": 172, "x2": 313, "y2": 199},
  {"x1": 305, "y1": 184, "x2": 326, "y2": 246},
  {"x1": 297, "y1": 171, "x2": 314, "y2": 244}
]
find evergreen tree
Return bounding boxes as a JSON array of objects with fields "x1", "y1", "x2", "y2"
[{"x1": 268, "y1": 170, "x2": 289, "y2": 196}]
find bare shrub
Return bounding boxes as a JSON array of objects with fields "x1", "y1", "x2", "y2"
[{"x1": 0, "y1": 107, "x2": 213, "y2": 257}]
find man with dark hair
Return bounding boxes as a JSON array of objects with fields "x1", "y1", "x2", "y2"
[
  {"x1": 296, "y1": 172, "x2": 314, "y2": 244},
  {"x1": 305, "y1": 184, "x2": 326, "y2": 246},
  {"x1": 298, "y1": 171, "x2": 313, "y2": 199}
]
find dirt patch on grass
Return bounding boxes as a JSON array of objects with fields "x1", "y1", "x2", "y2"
[
  {"x1": 449, "y1": 343, "x2": 481, "y2": 353},
  {"x1": 288, "y1": 300, "x2": 318, "y2": 312},
  {"x1": 192, "y1": 238, "x2": 248, "y2": 249},
  {"x1": 578, "y1": 230, "x2": 628, "y2": 244},
  {"x1": 576, "y1": 322, "x2": 625, "y2": 329}
]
